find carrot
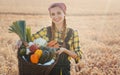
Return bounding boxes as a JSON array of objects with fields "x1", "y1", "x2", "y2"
[
  {"x1": 53, "y1": 43, "x2": 60, "y2": 48},
  {"x1": 47, "y1": 40, "x2": 57, "y2": 47}
]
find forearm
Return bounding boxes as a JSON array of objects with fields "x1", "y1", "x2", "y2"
[{"x1": 64, "y1": 49, "x2": 77, "y2": 59}]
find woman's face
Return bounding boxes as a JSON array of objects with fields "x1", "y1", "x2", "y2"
[{"x1": 49, "y1": 6, "x2": 65, "y2": 25}]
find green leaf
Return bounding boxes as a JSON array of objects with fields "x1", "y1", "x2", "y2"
[
  {"x1": 8, "y1": 20, "x2": 27, "y2": 41},
  {"x1": 17, "y1": 21, "x2": 26, "y2": 41},
  {"x1": 26, "y1": 27, "x2": 32, "y2": 42}
]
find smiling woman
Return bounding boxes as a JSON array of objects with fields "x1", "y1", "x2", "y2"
[{"x1": 31, "y1": 2, "x2": 82, "y2": 75}]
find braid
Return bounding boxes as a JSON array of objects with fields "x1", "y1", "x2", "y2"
[
  {"x1": 61, "y1": 18, "x2": 66, "y2": 41},
  {"x1": 51, "y1": 22, "x2": 55, "y2": 40}
]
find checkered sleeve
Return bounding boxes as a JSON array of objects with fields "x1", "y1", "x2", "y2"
[
  {"x1": 31, "y1": 27, "x2": 47, "y2": 41},
  {"x1": 73, "y1": 30, "x2": 82, "y2": 62}
]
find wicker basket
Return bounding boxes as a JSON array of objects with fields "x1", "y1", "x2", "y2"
[{"x1": 17, "y1": 49, "x2": 59, "y2": 75}]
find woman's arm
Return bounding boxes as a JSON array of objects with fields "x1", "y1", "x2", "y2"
[
  {"x1": 56, "y1": 47, "x2": 77, "y2": 58},
  {"x1": 56, "y1": 30, "x2": 82, "y2": 61},
  {"x1": 72, "y1": 30, "x2": 82, "y2": 61}
]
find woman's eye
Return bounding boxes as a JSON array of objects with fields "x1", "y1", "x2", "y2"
[
  {"x1": 51, "y1": 13, "x2": 55, "y2": 16},
  {"x1": 57, "y1": 12, "x2": 61, "y2": 15}
]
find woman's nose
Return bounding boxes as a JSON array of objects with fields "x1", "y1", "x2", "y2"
[{"x1": 54, "y1": 15, "x2": 59, "y2": 19}]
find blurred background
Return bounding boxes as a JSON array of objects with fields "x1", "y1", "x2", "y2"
[
  {"x1": 0, "y1": 0, "x2": 120, "y2": 75},
  {"x1": 0, "y1": 0, "x2": 120, "y2": 15}
]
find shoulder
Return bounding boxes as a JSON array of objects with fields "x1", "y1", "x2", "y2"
[
  {"x1": 67, "y1": 27, "x2": 74, "y2": 32},
  {"x1": 36, "y1": 26, "x2": 50, "y2": 33},
  {"x1": 40, "y1": 26, "x2": 48, "y2": 31},
  {"x1": 67, "y1": 27, "x2": 79, "y2": 37},
  {"x1": 67, "y1": 27, "x2": 78, "y2": 33},
  {"x1": 40, "y1": 26, "x2": 52, "y2": 31},
  {"x1": 32, "y1": 26, "x2": 48, "y2": 36}
]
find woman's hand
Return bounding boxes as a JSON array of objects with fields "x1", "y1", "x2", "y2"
[
  {"x1": 56, "y1": 47, "x2": 78, "y2": 59},
  {"x1": 15, "y1": 40, "x2": 28, "y2": 49},
  {"x1": 15, "y1": 40, "x2": 22, "y2": 49},
  {"x1": 56, "y1": 47, "x2": 66, "y2": 54}
]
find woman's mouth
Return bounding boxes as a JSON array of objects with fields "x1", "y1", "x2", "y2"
[{"x1": 54, "y1": 18, "x2": 61, "y2": 22}]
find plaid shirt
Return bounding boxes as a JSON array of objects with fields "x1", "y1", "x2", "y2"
[{"x1": 32, "y1": 27, "x2": 82, "y2": 61}]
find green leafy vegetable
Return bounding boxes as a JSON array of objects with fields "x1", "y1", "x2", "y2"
[{"x1": 9, "y1": 20, "x2": 26, "y2": 41}]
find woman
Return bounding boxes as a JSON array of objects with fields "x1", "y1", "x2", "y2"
[{"x1": 31, "y1": 2, "x2": 82, "y2": 75}]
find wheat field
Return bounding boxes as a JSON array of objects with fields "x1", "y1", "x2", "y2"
[
  {"x1": 0, "y1": 0, "x2": 120, "y2": 75},
  {"x1": 0, "y1": 13, "x2": 120, "y2": 75}
]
